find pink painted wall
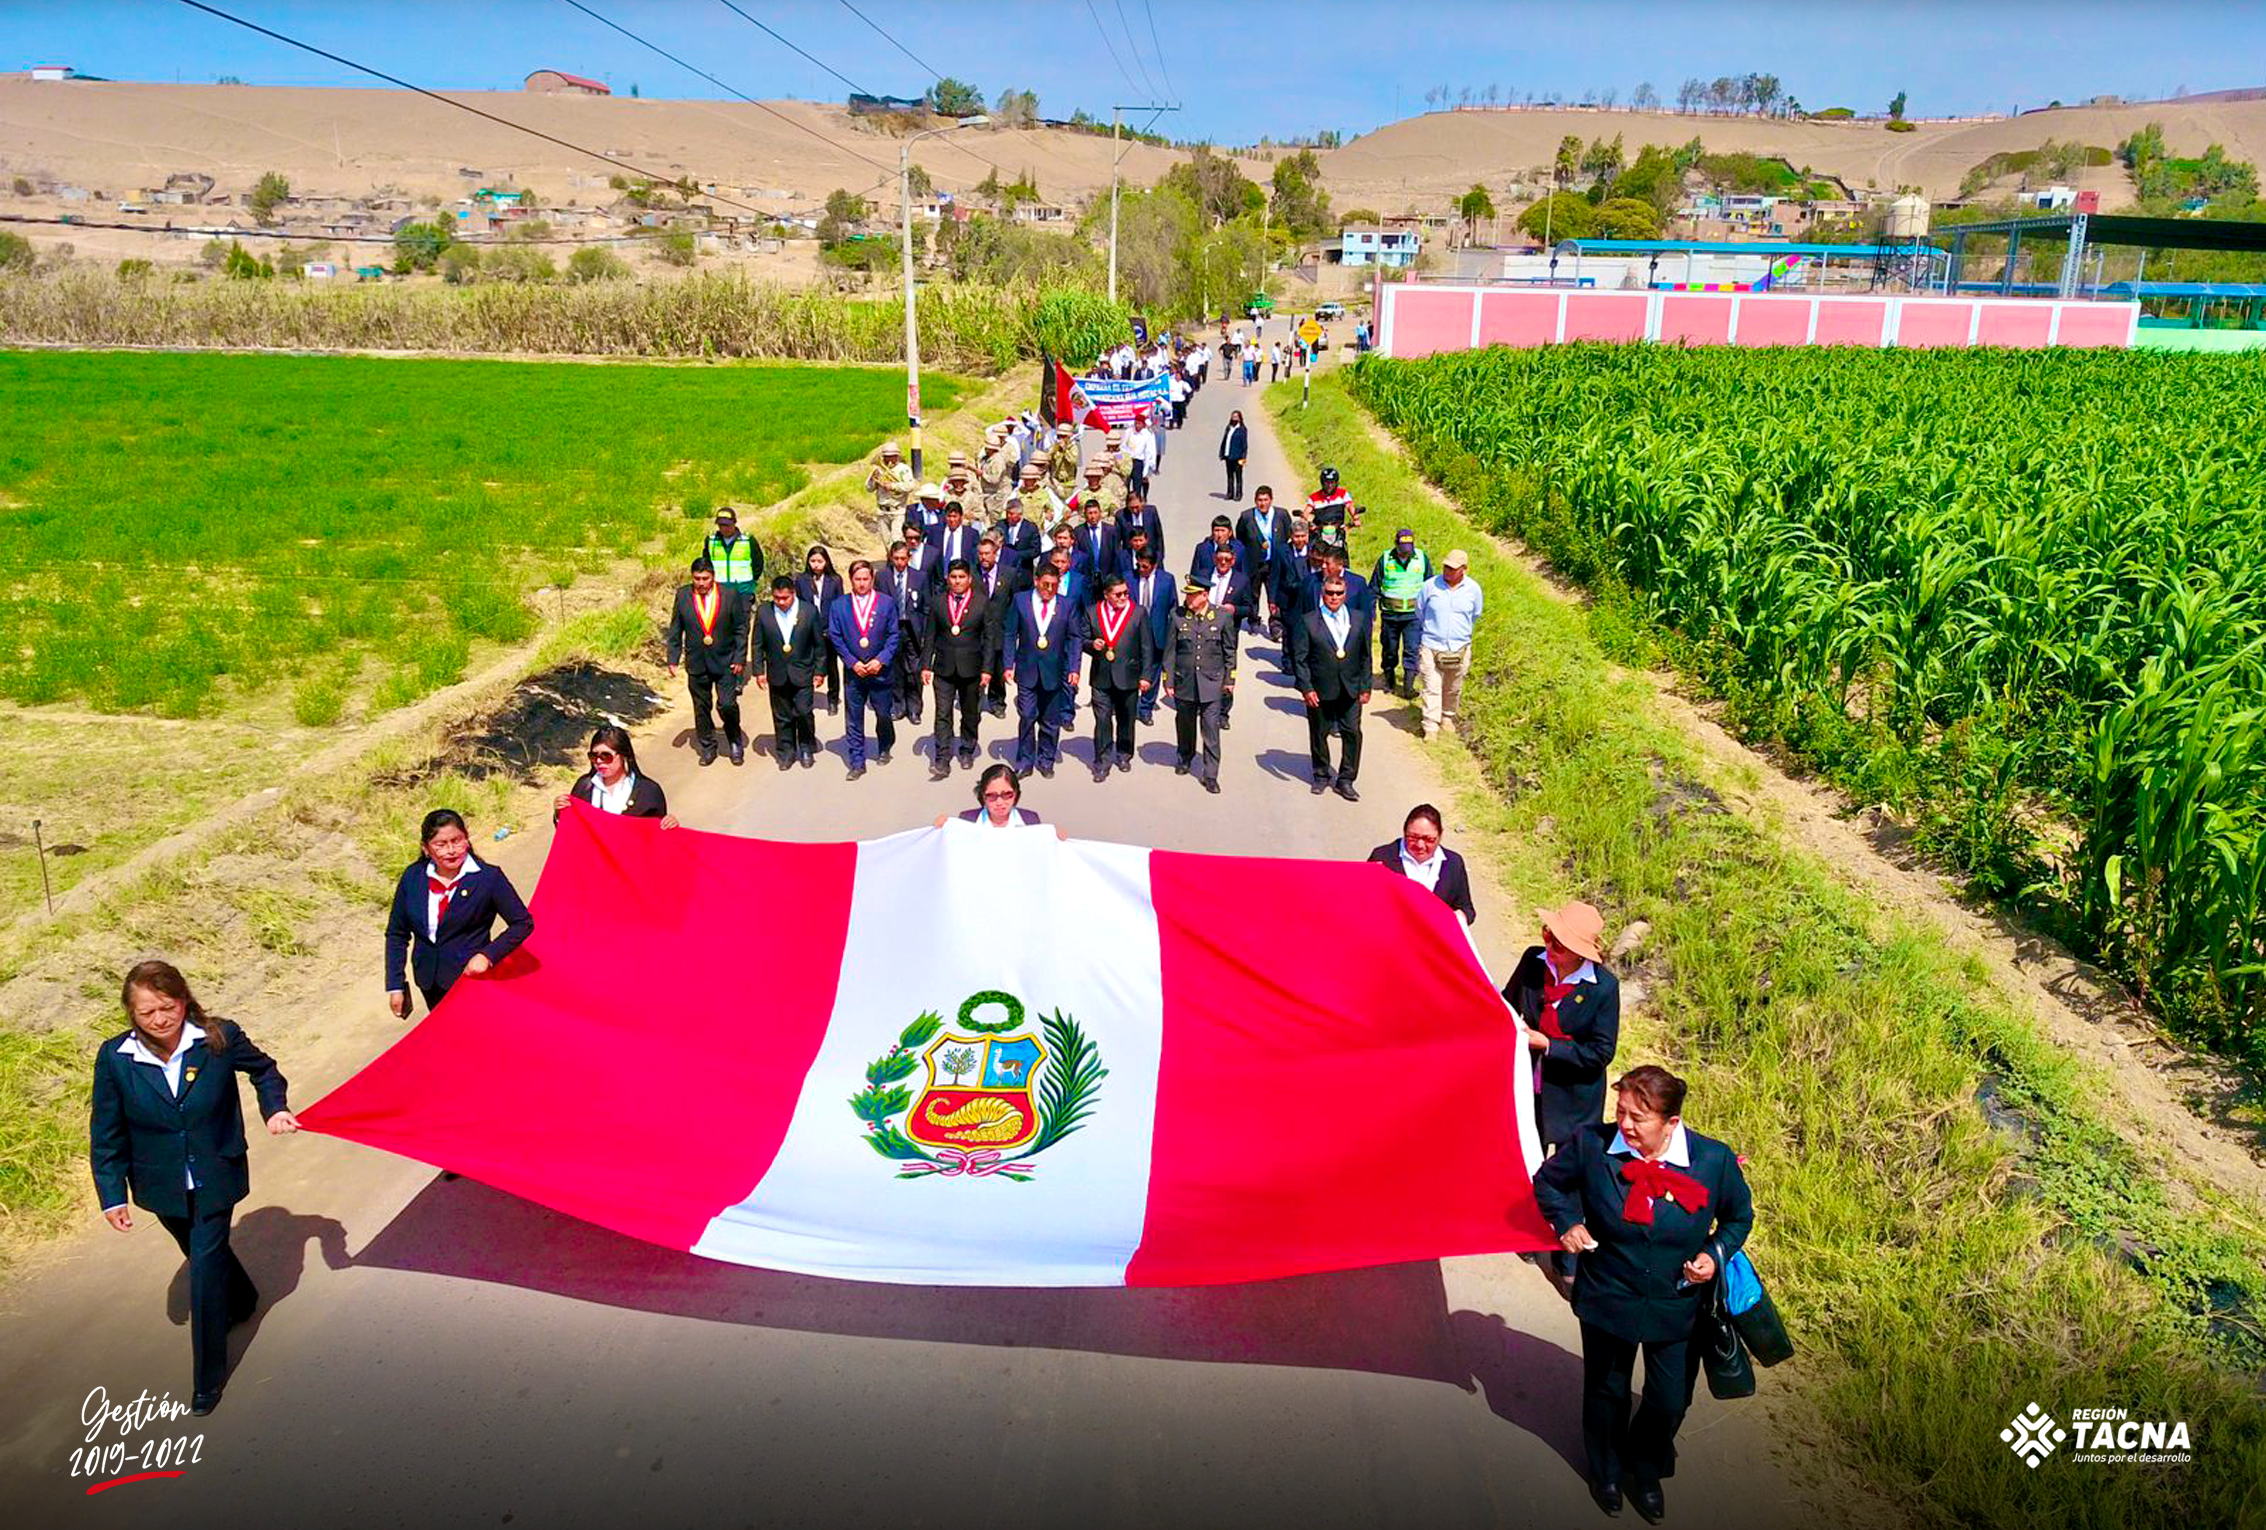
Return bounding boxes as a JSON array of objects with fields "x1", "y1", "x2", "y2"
[{"x1": 1377, "y1": 283, "x2": 2138, "y2": 357}]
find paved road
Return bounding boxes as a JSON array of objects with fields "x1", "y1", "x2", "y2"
[{"x1": 0, "y1": 353, "x2": 1806, "y2": 1529}]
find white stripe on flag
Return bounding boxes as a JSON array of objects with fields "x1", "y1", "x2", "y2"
[{"x1": 692, "y1": 826, "x2": 1164, "y2": 1285}]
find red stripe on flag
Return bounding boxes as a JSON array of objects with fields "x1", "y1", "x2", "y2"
[
  {"x1": 300, "y1": 805, "x2": 856, "y2": 1251},
  {"x1": 1127, "y1": 851, "x2": 1555, "y2": 1286}
]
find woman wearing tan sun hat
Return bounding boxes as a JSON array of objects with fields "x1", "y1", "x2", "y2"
[{"x1": 1504, "y1": 900, "x2": 1622, "y2": 1157}]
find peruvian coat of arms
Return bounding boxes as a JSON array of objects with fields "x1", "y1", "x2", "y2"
[{"x1": 850, "y1": 990, "x2": 1106, "y2": 1181}]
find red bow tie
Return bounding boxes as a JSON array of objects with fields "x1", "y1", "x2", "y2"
[
  {"x1": 1538, "y1": 978, "x2": 1575, "y2": 1041},
  {"x1": 1619, "y1": 1157, "x2": 1709, "y2": 1225}
]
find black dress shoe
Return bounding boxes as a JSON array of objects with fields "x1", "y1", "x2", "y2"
[
  {"x1": 1174, "y1": 760, "x2": 1190, "y2": 776},
  {"x1": 846, "y1": 765, "x2": 866, "y2": 781},
  {"x1": 777, "y1": 755, "x2": 795, "y2": 772},
  {"x1": 799, "y1": 748, "x2": 816, "y2": 769},
  {"x1": 930, "y1": 764, "x2": 951, "y2": 782},
  {"x1": 1202, "y1": 777, "x2": 1221, "y2": 794},
  {"x1": 1630, "y1": 1482, "x2": 1663, "y2": 1524},
  {"x1": 697, "y1": 748, "x2": 717, "y2": 767},
  {"x1": 1588, "y1": 1480, "x2": 1622, "y2": 1517},
  {"x1": 1310, "y1": 779, "x2": 1328, "y2": 795},
  {"x1": 1037, "y1": 763, "x2": 1053, "y2": 778},
  {"x1": 877, "y1": 749, "x2": 893, "y2": 765},
  {"x1": 191, "y1": 1391, "x2": 222, "y2": 1417},
  {"x1": 1093, "y1": 767, "x2": 1110, "y2": 783},
  {"x1": 960, "y1": 753, "x2": 979, "y2": 771},
  {"x1": 1116, "y1": 756, "x2": 1131, "y2": 773},
  {"x1": 1335, "y1": 781, "x2": 1361, "y2": 802},
  {"x1": 729, "y1": 739, "x2": 745, "y2": 766}
]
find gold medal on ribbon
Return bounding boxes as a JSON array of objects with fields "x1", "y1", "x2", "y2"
[
  {"x1": 703, "y1": 635, "x2": 715, "y2": 647},
  {"x1": 1106, "y1": 647, "x2": 1117, "y2": 660},
  {"x1": 1335, "y1": 645, "x2": 1347, "y2": 659},
  {"x1": 1037, "y1": 637, "x2": 1049, "y2": 650},
  {"x1": 951, "y1": 623, "x2": 963, "y2": 636},
  {"x1": 859, "y1": 637, "x2": 870, "y2": 650}
]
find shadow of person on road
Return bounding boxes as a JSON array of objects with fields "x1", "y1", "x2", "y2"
[
  {"x1": 167, "y1": 1206, "x2": 353, "y2": 1386},
  {"x1": 351, "y1": 1175, "x2": 1585, "y2": 1480},
  {"x1": 1251, "y1": 748, "x2": 1313, "y2": 784}
]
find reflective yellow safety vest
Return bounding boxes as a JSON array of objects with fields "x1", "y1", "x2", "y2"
[
  {"x1": 704, "y1": 532, "x2": 761, "y2": 591},
  {"x1": 1375, "y1": 549, "x2": 1430, "y2": 613}
]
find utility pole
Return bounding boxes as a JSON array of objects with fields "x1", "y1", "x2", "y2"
[
  {"x1": 1108, "y1": 103, "x2": 1178, "y2": 304},
  {"x1": 903, "y1": 115, "x2": 987, "y2": 478}
]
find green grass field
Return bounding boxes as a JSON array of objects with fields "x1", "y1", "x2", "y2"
[{"x1": 0, "y1": 351, "x2": 965, "y2": 719}]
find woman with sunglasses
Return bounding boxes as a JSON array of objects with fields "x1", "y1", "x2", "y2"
[
  {"x1": 933, "y1": 764, "x2": 1066, "y2": 839},
  {"x1": 795, "y1": 544, "x2": 846, "y2": 715},
  {"x1": 554, "y1": 724, "x2": 677, "y2": 828}
]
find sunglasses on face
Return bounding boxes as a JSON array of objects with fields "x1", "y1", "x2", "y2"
[
  {"x1": 590, "y1": 749, "x2": 619, "y2": 762},
  {"x1": 982, "y1": 789, "x2": 1018, "y2": 802}
]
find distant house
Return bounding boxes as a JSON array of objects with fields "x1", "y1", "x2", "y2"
[
  {"x1": 155, "y1": 172, "x2": 217, "y2": 205},
  {"x1": 31, "y1": 65, "x2": 72, "y2": 82},
  {"x1": 304, "y1": 262, "x2": 341, "y2": 280},
  {"x1": 1009, "y1": 202, "x2": 1070, "y2": 226},
  {"x1": 1324, "y1": 226, "x2": 1421, "y2": 268},
  {"x1": 525, "y1": 70, "x2": 610, "y2": 97},
  {"x1": 848, "y1": 93, "x2": 926, "y2": 115}
]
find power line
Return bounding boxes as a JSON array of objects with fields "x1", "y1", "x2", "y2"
[
  {"x1": 174, "y1": 0, "x2": 778, "y2": 217},
  {"x1": 1111, "y1": 0, "x2": 1160, "y2": 102},
  {"x1": 833, "y1": 0, "x2": 942, "y2": 83},
  {"x1": 1140, "y1": 0, "x2": 1177, "y2": 106},
  {"x1": 713, "y1": 0, "x2": 867, "y2": 100},
  {"x1": 562, "y1": 0, "x2": 894, "y2": 177},
  {"x1": 1081, "y1": 0, "x2": 1144, "y2": 99}
]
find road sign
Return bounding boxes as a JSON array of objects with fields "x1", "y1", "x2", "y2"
[{"x1": 1298, "y1": 319, "x2": 1322, "y2": 343}]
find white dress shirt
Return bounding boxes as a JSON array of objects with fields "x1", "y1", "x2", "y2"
[
  {"x1": 590, "y1": 771, "x2": 639, "y2": 815},
  {"x1": 1399, "y1": 845, "x2": 1443, "y2": 892},
  {"x1": 1321, "y1": 604, "x2": 1353, "y2": 653},
  {"x1": 426, "y1": 854, "x2": 482, "y2": 939},
  {"x1": 772, "y1": 600, "x2": 802, "y2": 644},
  {"x1": 1608, "y1": 1120, "x2": 1691, "y2": 1167},
  {"x1": 116, "y1": 1021, "x2": 209, "y2": 1196}
]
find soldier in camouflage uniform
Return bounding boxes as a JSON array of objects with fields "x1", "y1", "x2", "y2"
[
  {"x1": 1018, "y1": 457, "x2": 1069, "y2": 530},
  {"x1": 863, "y1": 441, "x2": 916, "y2": 541},
  {"x1": 1045, "y1": 421, "x2": 1082, "y2": 497},
  {"x1": 1068, "y1": 459, "x2": 1125, "y2": 524},
  {"x1": 978, "y1": 423, "x2": 1017, "y2": 521},
  {"x1": 941, "y1": 450, "x2": 981, "y2": 522}
]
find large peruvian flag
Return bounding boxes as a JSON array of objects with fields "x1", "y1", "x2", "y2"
[{"x1": 302, "y1": 806, "x2": 1555, "y2": 1286}]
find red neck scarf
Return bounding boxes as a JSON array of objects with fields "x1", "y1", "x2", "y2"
[
  {"x1": 1619, "y1": 1156, "x2": 1710, "y2": 1225},
  {"x1": 1538, "y1": 977, "x2": 1575, "y2": 1040}
]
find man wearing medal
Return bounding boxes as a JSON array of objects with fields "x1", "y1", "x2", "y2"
[
  {"x1": 1078, "y1": 572, "x2": 1153, "y2": 782},
  {"x1": 1002, "y1": 562, "x2": 1078, "y2": 779},
  {"x1": 825, "y1": 559, "x2": 900, "y2": 780},
  {"x1": 920, "y1": 558, "x2": 997, "y2": 780},
  {"x1": 665, "y1": 555, "x2": 751, "y2": 767},
  {"x1": 1289, "y1": 574, "x2": 1375, "y2": 802}
]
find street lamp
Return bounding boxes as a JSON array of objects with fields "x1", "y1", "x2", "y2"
[{"x1": 904, "y1": 114, "x2": 987, "y2": 478}]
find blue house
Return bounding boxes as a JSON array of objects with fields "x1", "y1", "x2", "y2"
[{"x1": 1325, "y1": 225, "x2": 1421, "y2": 268}]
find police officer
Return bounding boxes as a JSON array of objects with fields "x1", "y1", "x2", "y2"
[
  {"x1": 1370, "y1": 528, "x2": 1433, "y2": 699},
  {"x1": 702, "y1": 507, "x2": 764, "y2": 600},
  {"x1": 1161, "y1": 576, "x2": 1236, "y2": 794}
]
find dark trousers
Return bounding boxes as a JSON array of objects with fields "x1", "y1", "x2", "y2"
[
  {"x1": 1138, "y1": 649, "x2": 1163, "y2": 721},
  {"x1": 1015, "y1": 681, "x2": 1071, "y2": 772},
  {"x1": 767, "y1": 677, "x2": 815, "y2": 756},
  {"x1": 1380, "y1": 610, "x2": 1419, "y2": 683},
  {"x1": 984, "y1": 658, "x2": 1008, "y2": 710},
  {"x1": 1092, "y1": 682, "x2": 1139, "y2": 765},
  {"x1": 1224, "y1": 459, "x2": 1244, "y2": 500},
  {"x1": 1174, "y1": 695, "x2": 1223, "y2": 782},
  {"x1": 1129, "y1": 462, "x2": 1149, "y2": 500},
  {"x1": 1579, "y1": 1320, "x2": 1703, "y2": 1489},
  {"x1": 841, "y1": 670, "x2": 896, "y2": 766},
  {"x1": 157, "y1": 1191, "x2": 257, "y2": 1398},
  {"x1": 817, "y1": 646, "x2": 841, "y2": 711},
  {"x1": 686, "y1": 668, "x2": 743, "y2": 746},
  {"x1": 932, "y1": 671, "x2": 983, "y2": 761},
  {"x1": 1306, "y1": 693, "x2": 1363, "y2": 783},
  {"x1": 894, "y1": 628, "x2": 925, "y2": 719}
]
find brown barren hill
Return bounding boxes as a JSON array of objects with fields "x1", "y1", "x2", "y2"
[{"x1": 1319, "y1": 101, "x2": 2266, "y2": 211}]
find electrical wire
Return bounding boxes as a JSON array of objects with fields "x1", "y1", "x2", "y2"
[
  {"x1": 562, "y1": 0, "x2": 894, "y2": 177},
  {"x1": 1111, "y1": 0, "x2": 1161, "y2": 103},
  {"x1": 714, "y1": 0, "x2": 868, "y2": 100},
  {"x1": 833, "y1": 0, "x2": 943, "y2": 83},
  {"x1": 1140, "y1": 0, "x2": 1178, "y2": 106},
  {"x1": 1081, "y1": 0, "x2": 1144, "y2": 99},
  {"x1": 174, "y1": 0, "x2": 780, "y2": 216}
]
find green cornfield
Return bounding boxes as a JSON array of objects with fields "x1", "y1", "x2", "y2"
[
  {"x1": 1355, "y1": 345, "x2": 2266, "y2": 1053},
  {"x1": 0, "y1": 271, "x2": 1129, "y2": 373}
]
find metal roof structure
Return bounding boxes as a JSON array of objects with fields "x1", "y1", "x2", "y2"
[
  {"x1": 1942, "y1": 212, "x2": 2266, "y2": 299},
  {"x1": 1559, "y1": 239, "x2": 1911, "y2": 258}
]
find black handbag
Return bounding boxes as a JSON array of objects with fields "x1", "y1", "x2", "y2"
[
  {"x1": 1720, "y1": 1244, "x2": 1796, "y2": 1368},
  {"x1": 1697, "y1": 1279, "x2": 1756, "y2": 1400}
]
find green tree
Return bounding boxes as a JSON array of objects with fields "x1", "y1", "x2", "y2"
[
  {"x1": 116, "y1": 256, "x2": 155, "y2": 278},
  {"x1": 0, "y1": 230, "x2": 34, "y2": 271},
  {"x1": 1580, "y1": 134, "x2": 1626, "y2": 187},
  {"x1": 1162, "y1": 145, "x2": 1263, "y2": 227},
  {"x1": 565, "y1": 245, "x2": 630, "y2": 282},
  {"x1": 1084, "y1": 184, "x2": 1200, "y2": 311},
  {"x1": 1593, "y1": 197, "x2": 1663, "y2": 238},
  {"x1": 221, "y1": 240, "x2": 271, "y2": 280},
  {"x1": 11, "y1": 176, "x2": 32, "y2": 196},
  {"x1": 391, "y1": 219, "x2": 454, "y2": 273},
  {"x1": 928, "y1": 77, "x2": 984, "y2": 117},
  {"x1": 1554, "y1": 134, "x2": 1584, "y2": 186},
  {"x1": 653, "y1": 228, "x2": 698, "y2": 267},
  {"x1": 991, "y1": 86, "x2": 1040, "y2": 127},
  {"x1": 438, "y1": 244, "x2": 481, "y2": 284},
  {"x1": 905, "y1": 162, "x2": 933, "y2": 202},
  {"x1": 1268, "y1": 149, "x2": 1332, "y2": 239},
  {"x1": 1339, "y1": 206, "x2": 1380, "y2": 225},
  {"x1": 1518, "y1": 191, "x2": 1595, "y2": 243},
  {"x1": 485, "y1": 244, "x2": 556, "y2": 282},
  {"x1": 248, "y1": 170, "x2": 290, "y2": 225},
  {"x1": 1457, "y1": 183, "x2": 1495, "y2": 242},
  {"x1": 944, "y1": 1046, "x2": 976, "y2": 1084},
  {"x1": 1888, "y1": 90, "x2": 1908, "y2": 121}
]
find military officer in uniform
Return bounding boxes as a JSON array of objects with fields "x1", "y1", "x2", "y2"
[
  {"x1": 978, "y1": 424, "x2": 1018, "y2": 520},
  {"x1": 863, "y1": 441, "x2": 915, "y2": 539},
  {"x1": 941, "y1": 450, "x2": 980, "y2": 516},
  {"x1": 1070, "y1": 458, "x2": 1125, "y2": 523},
  {"x1": 1161, "y1": 576, "x2": 1236, "y2": 794},
  {"x1": 1045, "y1": 421, "x2": 1082, "y2": 496}
]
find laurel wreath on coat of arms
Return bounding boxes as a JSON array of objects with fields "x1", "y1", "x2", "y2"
[{"x1": 849, "y1": 989, "x2": 1106, "y2": 1181}]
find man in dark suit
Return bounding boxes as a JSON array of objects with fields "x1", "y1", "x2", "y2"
[
  {"x1": 1533, "y1": 1066, "x2": 1752, "y2": 1523},
  {"x1": 1186, "y1": 514, "x2": 1244, "y2": 581},
  {"x1": 1078, "y1": 573, "x2": 1153, "y2": 780},
  {"x1": 1114, "y1": 524, "x2": 1161, "y2": 587},
  {"x1": 1114, "y1": 489, "x2": 1167, "y2": 573},
  {"x1": 1304, "y1": 545, "x2": 1375, "y2": 617},
  {"x1": 903, "y1": 519, "x2": 943, "y2": 586},
  {"x1": 1197, "y1": 542, "x2": 1251, "y2": 728},
  {"x1": 883, "y1": 541, "x2": 930, "y2": 725},
  {"x1": 1001, "y1": 562, "x2": 1078, "y2": 778},
  {"x1": 753, "y1": 573, "x2": 827, "y2": 770},
  {"x1": 1071, "y1": 500, "x2": 1120, "y2": 581},
  {"x1": 93, "y1": 971, "x2": 297, "y2": 1413},
  {"x1": 1236, "y1": 484, "x2": 1293, "y2": 638},
  {"x1": 1271, "y1": 522, "x2": 1318, "y2": 634},
  {"x1": 665, "y1": 555, "x2": 751, "y2": 766},
  {"x1": 922, "y1": 559, "x2": 998, "y2": 778},
  {"x1": 1044, "y1": 545, "x2": 1088, "y2": 614},
  {"x1": 1161, "y1": 578, "x2": 1236, "y2": 793},
  {"x1": 933, "y1": 501, "x2": 982, "y2": 571},
  {"x1": 1127, "y1": 550, "x2": 1174, "y2": 725},
  {"x1": 996, "y1": 496, "x2": 1044, "y2": 567},
  {"x1": 1289, "y1": 574, "x2": 1373, "y2": 801},
  {"x1": 1366, "y1": 803, "x2": 1477, "y2": 924},
  {"x1": 975, "y1": 534, "x2": 1014, "y2": 718},
  {"x1": 827, "y1": 559, "x2": 899, "y2": 780}
]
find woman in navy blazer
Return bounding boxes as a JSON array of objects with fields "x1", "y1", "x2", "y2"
[
  {"x1": 795, "y1": 544, "x2": 846, "y2": 714},
  {"x1": 384, "y1": 808, "x2": 533, "y2": 1018},
  {"x1": 933, "y1": 765, "x2": 1066, "y2": 838},
  {"x1": 1505, "y1": 901, "x2": 1621, "y2": 1153},
  {"x1": 93, "y1": 959, "x2": 297, "y2": 1414},
  {"x1": 1533, "y1": 1066, "x2": 1754, "y2": 1523},
  {"x1": 1366, "y1": 803, "x2": 1478, "y2": 924}
]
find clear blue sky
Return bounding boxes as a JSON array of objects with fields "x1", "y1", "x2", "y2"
[{"x1": 9, "y1": 0, "x2": 2261, "y2": 146}]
